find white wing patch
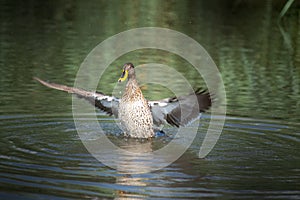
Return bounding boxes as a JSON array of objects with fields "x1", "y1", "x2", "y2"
[
  {"x1": 148, "y1": 101, "x2": 168, "y2": 107},
  {"x1": 95, "y1": 94, "x2": 119, "y2": 102}
]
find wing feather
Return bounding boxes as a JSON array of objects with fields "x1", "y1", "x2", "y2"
[
  {"x1": 34, "y1": 77, "x2": 119, "y2": 116},
  {"x1": 149, "y1": 89, "x2": 211, "y2": 127}
]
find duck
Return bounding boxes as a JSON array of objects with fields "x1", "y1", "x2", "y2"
[{"x1": 34, "y1": 63, "x2": 211, "y2": 138}]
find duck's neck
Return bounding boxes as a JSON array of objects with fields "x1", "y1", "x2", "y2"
[
  {"x1": 124, "y1": 78, "x2": 141, "y2": 98},
  {"x1": 126, "y1": 78, "x2": 138, "y2": 90}
]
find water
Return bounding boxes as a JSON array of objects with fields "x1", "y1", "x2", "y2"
[{"x1": 1, "y1": 0, "x2": 300, "y2": 199}]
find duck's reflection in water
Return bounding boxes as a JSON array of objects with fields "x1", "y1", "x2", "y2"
[
  {"x1": 113, "y1": 139, "x2": 154, "y2": 199},
  {"x1": 114, "y1": 138, "x2": 156, "y2": 173},
  {"x1": 88, "y1": 137, "x2": 166, "y2": 199}
]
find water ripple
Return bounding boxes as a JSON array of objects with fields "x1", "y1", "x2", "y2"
[{"x1": 0, "y1": 114, "x2": 299, "y2": 199}]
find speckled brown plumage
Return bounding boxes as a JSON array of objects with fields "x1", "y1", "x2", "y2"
[{"x1": 118, "y1": 64, "x2": 154, "y2": 138}]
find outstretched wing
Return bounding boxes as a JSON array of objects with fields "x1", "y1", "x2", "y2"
[
  {"x1": 149, "y1": 89, "x2": 211, "y2": 127},
  {"x1": 34, "y1": 77, "x2": 119, "y2": 116}
]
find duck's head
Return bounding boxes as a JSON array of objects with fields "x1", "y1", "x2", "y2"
[{"x1": 118, "y1": 63, "x2": 135, "y2": 82}]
